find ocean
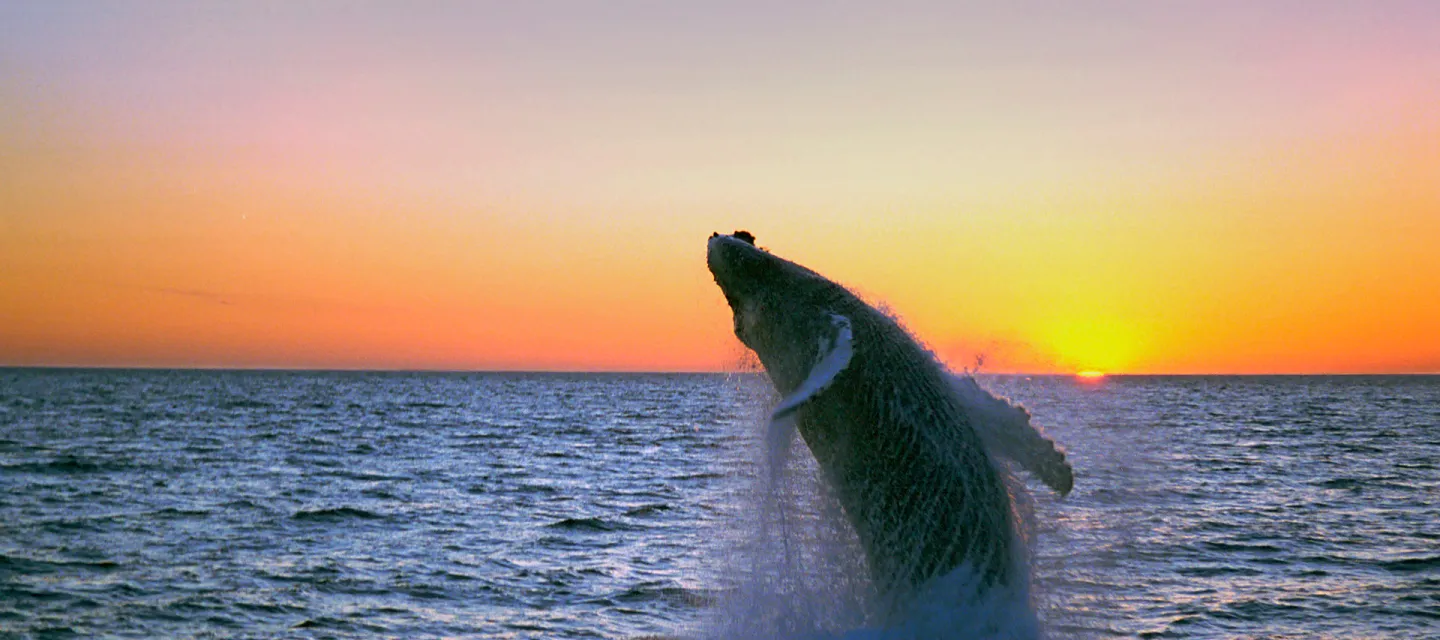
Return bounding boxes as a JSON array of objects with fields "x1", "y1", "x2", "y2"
[{"x1": 1, "y1": 370, "x2": 1436, "y2": 638}]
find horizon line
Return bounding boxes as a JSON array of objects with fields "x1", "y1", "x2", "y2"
[{"x1": 2, "y1": 364, "x2": 1437, "y2": 377}]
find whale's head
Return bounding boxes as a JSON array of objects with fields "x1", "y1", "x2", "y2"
[{"x1": 707, "y1": 231, "x2": 849, "y2": 391}]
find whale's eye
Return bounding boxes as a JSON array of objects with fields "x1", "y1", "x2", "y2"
[{"x1": 733, "y1": 230, "x2": 756, "y2": 245}]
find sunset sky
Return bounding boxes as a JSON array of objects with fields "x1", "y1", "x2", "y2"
[{"x1": 3, "y1": 2, "x2": 1438, "y2": 374}]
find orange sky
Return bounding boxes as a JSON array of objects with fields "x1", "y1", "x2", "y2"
[{"x1": 3, "y1": 3, "x2": 1438, "y2": 373}]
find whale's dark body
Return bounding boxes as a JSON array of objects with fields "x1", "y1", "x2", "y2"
[{"x1": 706, "y1": 232, "x2": 1037, "y2": 605}]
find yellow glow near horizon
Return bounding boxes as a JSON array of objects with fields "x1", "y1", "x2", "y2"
[{"x1": 1039, "y1": 317, "x2": 1141, "y2": 376}]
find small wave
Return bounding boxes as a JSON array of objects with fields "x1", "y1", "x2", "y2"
[
  {"x1": 329, "y1": 470, "x2": 410, "y2": 482},
  {"x1": 1379, "y1": 555, "x2": 1440, "y2": 573},
  {"x1": 545, "y1": 517, "x2": 634, "y2": 532},
  {"x1": 1176, "y1": 565, "x2": 1263, "y2": 577},
  {"x1": 234, "y1": 601, "x2": 302, "y2": 615},
  {"x1": 516, "y1": 483, "x2": 562, "y2": 494},
  {"x1": 1316, "y1": 477, "x2": 1363, "y2": 490},
  {"x1": 1212, "y1": 598, "x2": 1308, "y2": 622},
  {"x1": 1200, "y1": 540, "x2": 1284, "y2": 554},
  {"x1": 4, "y1": 455, "x2": 119, "y2": 474},
  {"x1": 1339, "y1": 442, "x2": 1385, "y2": 454},
  {"x1": 623, "y1": 504, "x2": 672, "y2": 517},
  {"x1": 0, "y1": 554, "x2": 120, "y2": 574},
  {"x1": 669, "y1": 471, "x2": 727, "y2": 481},
  {"x1": 23, "y1": 625, "x2": 80, "y2": 638},
  {"x1": 154, "y1": 507, "x2": 210, "y2": 519},
  {"x1": 292, "y1": 507, "x2": 386, "y2": 521},
  {"x1": 361, "y1": 487, "x2": 399, "y2": 500},
  {"x1": 220, "y1": 498, "x2": 263, "y2": 510},
  {"x1": 400, "y1": 584, "x2": 451, "y2": 600},
  {"x1": 613, "y1": 581, "x2": 715, "y2": 608},
  {"x1": 291, "y1": 616, "x2": 386, "y2": 633}
]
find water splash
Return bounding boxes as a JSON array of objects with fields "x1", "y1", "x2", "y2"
[{"x1": 701, "y1": 373, "x2": 1055, "y2": 640}]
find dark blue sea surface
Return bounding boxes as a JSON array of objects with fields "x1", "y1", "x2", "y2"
[{"x1": 1, "y1": 370, "x2": 1437, "y2": 638}]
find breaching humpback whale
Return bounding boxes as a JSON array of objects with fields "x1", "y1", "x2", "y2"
[{"x1": 706, "y1": 231, "x2": 1072, "y2": 620}]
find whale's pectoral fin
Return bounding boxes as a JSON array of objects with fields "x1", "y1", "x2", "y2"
[
  {"x1": 772, "y1": 314, "x2": 855, "y2": 421},
  {"x1": 1002, "y1": 430, "x2": 1074, "y2": 497},
  {"x1": 951, "y1": 374, "x2": 1075, "y2": 496},
  {"x1": 766, "y1": 314, "x2": 855, "y2": 474}
]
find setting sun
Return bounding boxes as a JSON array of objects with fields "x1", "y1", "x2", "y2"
[{"x1": 1076, "y1": 370, "x2": 1107, "y2": 380}]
